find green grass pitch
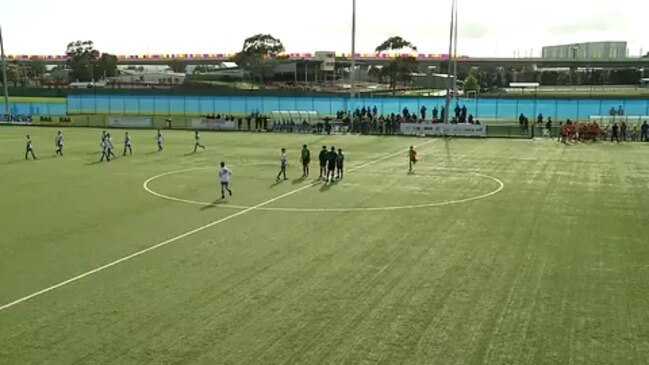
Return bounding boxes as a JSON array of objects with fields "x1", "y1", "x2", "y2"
[{"x1": 1, "y1": 126, "x2": 649, "y2": 363}]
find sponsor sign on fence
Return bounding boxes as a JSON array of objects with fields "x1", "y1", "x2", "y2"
[
  {"x1": 107, "y1": 116, "x2": 152, "y2": 128},
  {"x1": 36, "y1": 116, "x2": 74, "y2": 125},
  {"x1": 400, "y1": 123, "x2": 486, "y2": 137},
  {"x1": 1, "y1": 115, "x2": 33, "y2": 124},
  {"x1": 191, "y1": 118, "x2": 236, "y2": 131}
]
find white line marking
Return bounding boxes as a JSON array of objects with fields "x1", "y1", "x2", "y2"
[
  {"x1": 144, "y1": 167, "x2": 504, "y2": 212},
  {"x1": 0, "y1": 140, "x2": 435, "y2": 313}
]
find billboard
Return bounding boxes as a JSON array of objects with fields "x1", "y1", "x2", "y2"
[
  {"x1": 401, "y1": 123, "x2": 486, "y2": 137},
  {"x1": 190, "y1": 118, "x2": 236, "y2": 131},
  {"x1": 107, "y1": 116, "x2": 153, "y2": 128}
]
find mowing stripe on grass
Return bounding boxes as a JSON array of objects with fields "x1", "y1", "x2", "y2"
[{"x1": 0, "y1": 139, "x2": 435, "y2": 313}]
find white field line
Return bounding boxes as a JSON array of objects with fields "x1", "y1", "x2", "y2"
[
  {"x1": 144, "y1": 168, "x2": 504, "y2": 213},
  {"x1": 0, "y1": 140, "x2": 435, "y2": 313}
]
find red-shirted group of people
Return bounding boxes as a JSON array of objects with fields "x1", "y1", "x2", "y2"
[
  {"x1": 557, "y1": 120, "x2": 649, "y2": 143},
  {"x1": 557, "y1": 120, "x2": 604, "y2": 143}
]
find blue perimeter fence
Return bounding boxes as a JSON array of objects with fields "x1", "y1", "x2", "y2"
[{"x1": 6, "y1": 95, "x2": 649, "y2": 122}]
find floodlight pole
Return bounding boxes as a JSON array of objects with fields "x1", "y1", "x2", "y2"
[
  {"x1": 452, "y1": 0, "x2": 459, "y2": 100},
  {"x1": 350, "y1": 0, "x2": 357, "y2": 100},
  {"x1": 0, "y1": 25, "x2": 9, "y2": 115},
  {"x1": 443, "y1": 0, "x2": 456, "y2": 124}
]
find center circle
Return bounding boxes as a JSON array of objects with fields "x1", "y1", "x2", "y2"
[{"x1": 143, "y1": 167, "x2": 504, "y2": 213}]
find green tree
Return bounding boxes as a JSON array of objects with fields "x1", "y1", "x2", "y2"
[
  {"x1": 96, "y1": 53, "x2": 118, "y2": 78},
  {"x1": 66, "y1": 40, "x2": 100, "y2": 82},
  {"x1": 28, "y1": 60, "x2": 47, "y2": 81},
  {"x1": 234, "y1": 34, "x2": 285, "y2": 86},
  {"x1": 463, "y1": 74, "x2": 479, "y2": 92},
  {"x1": 169, "y1": 60, "x2": 188, "y2": 73},
  {"x1": 7, "y1": 64, "x2": 20, "y2": 87},
  {"x1": 368, "y1": 66, "x2": 384, "y2": 83},
  {"x1": 375, "y1": 36, "x2": 419, "y2": 94}
]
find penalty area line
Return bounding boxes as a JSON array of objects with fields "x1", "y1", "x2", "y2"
[{"x1": 0, "y1": 139, "x2": 435, "y2": 313}]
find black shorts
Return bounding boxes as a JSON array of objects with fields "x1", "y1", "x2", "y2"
[
  {"x1": 328, "y1": 164, "x2": 336, "y2": 171},
  {"x1": 320, "y1": 160, "x2": 327, "y2": 167},
  {"x1": 337, "y1": 164, "x2": 343, "y2": 170},
  {"x1": 302, "y1": 159, "x2": 310, "y2": 166}
]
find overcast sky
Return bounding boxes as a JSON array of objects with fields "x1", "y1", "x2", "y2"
[{"x1": 2, "y1": 0, "x2": 647, "y2": 57}]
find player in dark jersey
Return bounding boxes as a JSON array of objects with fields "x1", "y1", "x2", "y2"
[
  {"x1": 409, "y1": 146, "x2": 417, "y2": 173},
  {"x1": 318, "y1": 146, "x2": 328, "y2": 180},
  {"x1": 336, "y1": 148, "x2": 345, "y2": 180},
  {"x1": 156, "y1": 130, "x2": 163, "y2": 151},
  {"x1": 326, "y1": 146, "x2": 337, "y2": 182},
  {"x1": 301, "y1": 145, "x2": 311, "y2": 178},
  {"x1": 25, "y1": 135, "x2": 37, "y2": 160},
  {"x1": 123, "y1": 132, "x2": 133, "y2": 156}
]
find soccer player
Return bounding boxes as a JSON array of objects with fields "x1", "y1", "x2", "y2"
[
  {"x1": 409, "y1": 146, "x2": 417, "y2": 173},
  {"x1": 300, "y1": 144, "x2": 311, "y2": 178},
  {"x1": 326, "y1": 146, "x2": 337, "y2": 182},
  {"x1": 25, "y1": 135, "x2": 37, "y2": 160},
  {"x1": 106, "y1": 133, "x2": 116, "y2": 159},
  {"x1": 193, "y1": 131, "x2": 206, "y2": 152},
  {"x1": 318, "y1": 146, "x2": 328, "y2": 180},
  {"x1": 276, "y1": 148, "x2": 288, "y2": 181},
  {"x1": 336, "y1": 148, "x2": 345, "y2": 180},
  {"x1": 156, "y1": 130, "x2": 163, "y2": 151},
  {"x1": 54, "y1": 131, "x2": 64, "y2": 156},
  {"x1": 631, "y1": 124, "x2": 639, "y2": 142},
  {"x1": 219, "y1": 162, "x2": 233, "y2": 199},
  {"x1": 99, "y1": 135, "x2": 110, "y2": 162},
  {"x1": 123, "y1": 132, "x2": 133, "y2": 156},
  {"x1": 611, "y1": 123, "x2": 620, "y2": 143}
]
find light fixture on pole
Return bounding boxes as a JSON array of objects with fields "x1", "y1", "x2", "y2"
[{"x1": 0, "y1": 25, "x2": 9, "y2": 115}]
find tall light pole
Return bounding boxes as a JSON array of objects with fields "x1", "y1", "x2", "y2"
[
  {"x1": 350, "y1": 0, "x2": 357, "y2": 100},
  {"x1": 0, "y1": 25, "x2": 9, "y2": 115},
  {"x1": 452, "y1": 0, "x2": 459, "y2": 100},
  {"x1": 443, "y1": 0, "x2": 456, "y2": 124}
]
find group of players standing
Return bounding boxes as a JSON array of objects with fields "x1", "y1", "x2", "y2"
[
  {"x1": 23, "y1": 129, "x2": 209, "y2": 162},
  {"x1": 276, "y1": 145, "x2": 345, "y2": 183}
]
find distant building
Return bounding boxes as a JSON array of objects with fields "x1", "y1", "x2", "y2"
[{"x1": 542, "y1": 42, "x2": 627, "y2": 60}]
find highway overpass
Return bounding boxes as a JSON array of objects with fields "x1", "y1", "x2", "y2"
[{"x1": 5, "y1": 53, "x2": 649, "y2": 68}]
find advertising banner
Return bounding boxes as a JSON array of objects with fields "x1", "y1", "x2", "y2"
[
  {"x1": 0, "y1": 114, "x2": 33, "y2": 125},
  {"x1": 107, "y1": 116, "x2": 152, "y2": 128},
  {"x1": 34, "y1": 116, "x2": 75, "y2": 126},
  {"x1": 400, "y1": 123, "x2": 486, "y2": 137},
  {"x1": 190, "y1": 118, "x2": 236, "y2": 131}
]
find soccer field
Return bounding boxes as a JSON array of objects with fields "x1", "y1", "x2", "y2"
[{"x1": 1, "y1": 126, "x2": 649, "y2": 363}]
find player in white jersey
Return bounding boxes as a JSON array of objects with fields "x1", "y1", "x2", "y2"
[
  {"x1": 193, "y1": 131, "x2": 205, "y2": 152},
  {"x1": 106, "y1": 133, "x2": 116, "y2": 159},
  {"x1": 25, "y1": 135, "x2": 37, "y2": 160},
  {"x1": 276, "y1": 148, "x2": 288, "y2": 181},
  {"x1": 123, "y1": 132, "x2": 133, "y2": 156},
  {"x1": 99, "y1": 135, "x2": 110, "y2": 162},
  {"x1": 54, "y1": 131, "x2": 64, "y2": 156},
  {"x1": 219, "y1": 162, "x2": 233, "y2": 199},
  {"x1": 156, "y1": 130, "x2": 163, "y2": 151}
]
